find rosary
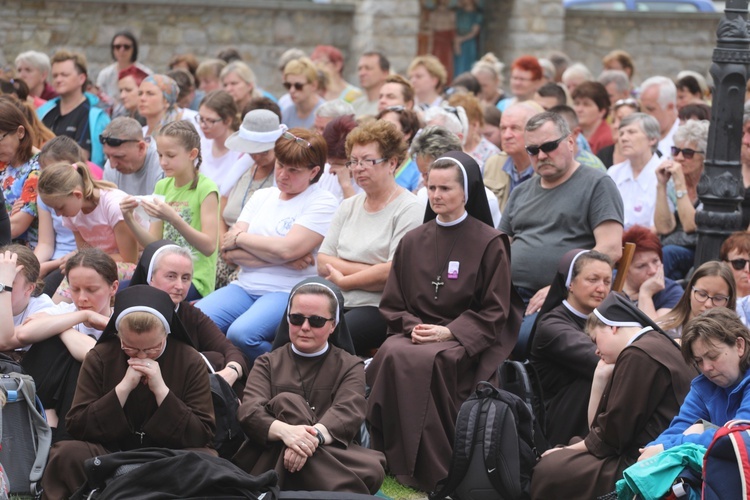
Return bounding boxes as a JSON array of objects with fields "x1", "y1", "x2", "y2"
[{"x1": 432, "y1": 276, "x2": 445, "y2": 299}]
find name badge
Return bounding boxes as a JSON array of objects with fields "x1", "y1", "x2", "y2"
[{"x1": 447, "y1": 261, "x2": 459, "y2": 279}]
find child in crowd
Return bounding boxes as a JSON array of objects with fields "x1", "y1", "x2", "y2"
[{"x1": 120, "y1": 119, "x2": 219, "y2": 300}]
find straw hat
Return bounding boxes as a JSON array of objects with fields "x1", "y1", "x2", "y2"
[{"x1": 226, "y1": 109, "x2": 287, "y2": 154}]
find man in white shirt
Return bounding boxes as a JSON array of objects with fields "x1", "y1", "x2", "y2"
[{"x1": 639, "y1": 76, "x2": 679, "y2": 158}]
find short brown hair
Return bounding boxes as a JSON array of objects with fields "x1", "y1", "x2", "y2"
[
  {"x1": 721, "y1": 231, "x2": 750, "y2": 261},
  {"x1": 384, "y1": 74, "x2": 414, "y2": 105},
  {"x1": 682, "y1": 307, "x2": 750, "y2": 371},
  {"x1": 274, "y1": 128, "x2": 327, "y2": 182},
  {"x1": 345, "y1": 120, "x2": 408, "y2": 165},
  {"x1": 168, "y1": 53, "x2": 199, "y2": 77},
  {"x1": 572, "y1": 81, "x2": 611, "y2": 118}
]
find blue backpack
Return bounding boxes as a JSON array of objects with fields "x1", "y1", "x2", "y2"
[{"x1": 703, "y1": 419, "x2": 750, "y2": 499}]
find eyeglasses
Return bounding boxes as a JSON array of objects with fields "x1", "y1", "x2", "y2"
[
  {"x1": 671, "y1": 146, "x2": 705, "y2": 160},
  {"x1": 288, "y1": 313, "x2": 334, "y2": 328},
  {"x1": 120, "y1": 339, "x2": 164, "y2": 357},
  {"x1": 346, "y1": 157, "x2": 388, "y2": 169},
  {"x1": 283, "y1": 81, "x2": 307, "y2": 91},
  {"x1": 194, "y1": 114, "x2": 223, "y2": 127},
  {"x1": 99, "y1": 135, "x2": 139, "y2": 147},
  {"x1": 282, "y1": 131, "x2": 312, "y2": 148},
  {"x1": 525, "y1": 136, "x2": 567, "y2": 156},
  {"x1": 727, "y1": 258, "x2": 750, "y2": 271},
  {"x1": 112, "y1": 44, "x2": 133, "y2": 51},
  {"x1": 692, "y1": 287, "x2": 730, "y2": 307},
  {"x1": 0, "y1": 131, "x2": 9, "y2": 142},
  {"x1": 511, "y1": 75, "x2": 533, "y2": 82},
  {"x1": 614, "y1": 98, "x2": 639, "y2": 110}
]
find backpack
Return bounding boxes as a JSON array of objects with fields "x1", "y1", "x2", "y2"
[
  {"x1": 430, "y1": 381, "x2": 539, "y2": 500},
  {"x1": 198, "y1": 354, "x2": 245, "y2": 459},
  {"x1": 0, "y1": 372, "x2": 51, "y2": 497},
  {"x1": 497, "y1": 360, "x2": 550, "y2": 455},
  {"x1": 703, "y1": 419, "x2": 750, "y2": 500}
]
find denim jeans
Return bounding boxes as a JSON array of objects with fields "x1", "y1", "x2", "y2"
[
  {"x1": 662, "y1": 245, "x2": 695, "y2": 281},
  {"x1": 196, "y1": 284, "x2": 289, "y2": 363}
]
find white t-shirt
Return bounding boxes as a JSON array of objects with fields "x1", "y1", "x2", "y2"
[
  {"x1": 235, "y1": 184, "x2": 338, "y2": 294},
  {"x1": 13, "y1": 294, "x2": 57, "y2": 326},
  {"x1": 416, "y1": 186, "x2": 502, "y2": 229},
  {"x1": 199, "y1": 138, "x2": 243, "y2": 189},
  {"x1": 316, "y1": 163, "x2": 363, "y2": 203},
  {"x1": 46, "y1": 301, "x2": 106, "y2": 340},
  {"x1": 319, "y1": 190, "x2": 423, "y2": 308},
  {"x1": 608, "y1": 153, "x2": 670, "y2": 230}
]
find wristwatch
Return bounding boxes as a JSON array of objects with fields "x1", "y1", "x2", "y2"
[
  {"x1": 0, "y1": 283, "x2": 11, "y2": 293},
  {"x1": 675, "y1": 189, "x2": 688, "y2": 199},
  {"x1": 315, "y1": 427, "x2": 325, "y2": 446}
]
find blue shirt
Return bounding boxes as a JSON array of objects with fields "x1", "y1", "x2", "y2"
[{"x1": 502, "y1": 156, "x2": 534, "y2": 192}]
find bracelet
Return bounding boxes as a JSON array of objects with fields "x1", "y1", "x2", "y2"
[
  {"x1": 233, "y1": 232, "x2": 240, "y2": 247},
  {"x1": 315, "y1": 427, "x2": 325, "y2": 446},
  {"x1": 227, "y1": 364, "x2": 240, "y2": 377}
]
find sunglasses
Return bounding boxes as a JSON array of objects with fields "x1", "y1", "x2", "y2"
[
  {"x1": 99, "y1": 135, "x2": 139, "y2": 147},
  {"x1": 727, "y1": 258, "x2": 750, "y2": 271},
  {"x1": 282, "y1": 131, "x2": 312, "y2": 148},
  {"x1": 614, "y1": 98, "x2": 639, "y2": 110},
  {"x1": 283, "y1": 81, "x2": 307, "y2": 91},
  {"x1": 288, "y1": 313, "x2": 334, "y2": 328},
  {"x1": 525, "y1": 135, "x2": 567, "y2": 156},
  {"x1": 112, "y1": 44, "x2": 133, "y2": 50},
  {"x1": 671, "y1": 146, "x2": 705, "y2": 160}
]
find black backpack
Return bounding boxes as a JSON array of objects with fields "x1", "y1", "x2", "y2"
[
  {"x1": 430, "y1": 381, "x2": 539, "y2": 500},
  {"x1": 497, "y1": 360, "x2": 549, "y2": 455},
  {"x1": 208, "y1": 373, "x2": 245, "y2": 459}
]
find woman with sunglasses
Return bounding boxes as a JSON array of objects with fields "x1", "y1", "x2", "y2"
[
  {"x1": 721, "y1": 232, "x2": 750, "y2": 301},
  {"x1": 655, "y1": 120, "x2": 709, "y2": 280},
  {"x1": 659, "y1": 261, "x2": 736, "y2": 338},
  {"x1": 234, "y1": 278, "x2": 385, "y2": 493},
  {"x1": 318, "y1": 121, "x2": 423, "y2": 356},
  {"x1": 96, "y1": 31, "x2": 152, "y2": 118},
  {"x1": 40, "y1": 285, "x2": 215, "y2": 499},
  {"x1": 280, "y1": 58, "x2": 325, "y2": 130},
  {"x1": 197, "y1": 128, "x2": 337, "y2": 365}
]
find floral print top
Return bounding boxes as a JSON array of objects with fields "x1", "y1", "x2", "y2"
[{"x1": 0, "y1": 154, "x2": 40, "y2": 246}]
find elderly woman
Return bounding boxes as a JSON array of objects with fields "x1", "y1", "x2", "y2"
[
  {"x1": 318, "y1": 114, "x2": 362, "y2": 202},
  {"x1": 597, "y1": 97, "x2": 639, "y2": 168},
  {"x1": 655, "y1": 119, "x2": 709, "y2": 280},
  {"x1": 497, "y1": 55, "x2": 544, "y2": 111},
  {"x1": 366, "y1": 151, "x2": 522, "y2": 491},
  {"x1": 234, "y1": 278, "x2": 386, "y2": 493},
  {"x1": 375, "y1": 106, "x2": 422, "y2": 192},
  {"x1": 40, "y1": 285, "x2": 215, "y2": 499},
  {"x1": 572, "y1": 81, "x2": 612, "y2": 155},
  {"x1": 317, "y1": 121, "x2": 423, "y2": 356},
  {"x1": 640, "y1": 307, "x2": 750, "y2": 461},
  {"x1": 281, "y1": 58, "x2": 325, "y2": 129},
  {"x1": 14, "y1": 50, "x2": 57, "y2": 107},
  {"x1": 0, "y1": 98, "x2": 39, "y2": 247},
  {"x1": 129, "y1": 240, "x2": 248, "y2": 390},
  {"x1": 659, "y1": 261, "x2": 736, "y2": 338},
  {"x1": 608, "y1": 113, "x2": 664, "y2": 230},
  {"x1": 530, "y1": 249, "x2": 612, "y2": 447},
  {"x1": 220, "y1": 61, "x2": 263, "y2": 114},
  {"x1": 197, "y1": 128, "x2": 337, "y2": 364},
  {"x1": 96, "y1": 31, "x2": 152, "y2": 116},
  {"x1": 138, "y1": 74, "x2": 196, "y2": 137}
]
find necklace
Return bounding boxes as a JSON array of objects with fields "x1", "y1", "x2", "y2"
[
  {"x1": 433, "y1": 224, "x2": 462, "y2": 299},
  {"x1": 240, "y1": 163, "x2": 273, "y2": 208},
  {"x1": 292, "y1": 349, "x2": 330, "y2": 412},
  {"x1": 366, "y1": 185, "x2": 400, "y2": 212}
]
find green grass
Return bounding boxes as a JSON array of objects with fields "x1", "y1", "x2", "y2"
[{"x1": 379, "y1": 475, "x2": 426, "y2": 500}]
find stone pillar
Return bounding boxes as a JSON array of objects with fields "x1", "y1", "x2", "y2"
[{"x1": 694, "y1": 0, "x2": 750, "y2": 265}]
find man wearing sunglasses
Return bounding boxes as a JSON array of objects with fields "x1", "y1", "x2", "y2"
[
  {"x1": 500, "y1": 111, "x2": 624, "y2": 335},
  {"x1": 101, "y1": 117, "x2": 163, "y2": 196}
]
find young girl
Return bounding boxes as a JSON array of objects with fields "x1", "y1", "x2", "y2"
[
  {"x1": 0, "y1": 244, "x2": 56, "y2": 353},
  {"x1": 16, "y1": 248, "x2": 118, "y2": 438},
  {"x1": 121, "y1": 120, "x2": 219, "y2": 300}
]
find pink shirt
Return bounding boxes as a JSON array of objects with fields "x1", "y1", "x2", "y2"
[{"x1": 61, "y1": 188, "x2": 129, "y2": 254}]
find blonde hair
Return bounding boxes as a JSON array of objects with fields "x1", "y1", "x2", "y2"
[
  {"x1": 118, "y1": 311, "x2": 167, "y2": 335},
  {"x1": 220, "y1": 61, "x2": 262, "y2": 99},
  {"x1": 283, "y1": 57, "x2": 318, "y2": 85},
  {"x1": 408, "y1": 55, "x2": 448, "y2": 90},
  {"x1": 38, "y1": 161, "x2": 117, "y2": 201},
  {"x1": 154, "y1": 120, "x2": 202, "y2": 190}
]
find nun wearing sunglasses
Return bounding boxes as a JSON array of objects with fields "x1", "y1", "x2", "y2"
[
  {"x1": 234, "y1": 277, "x2": 386, "y2": 494},
  {"x1": 41, "y1": 285, "x2": 215, "y2": 499}
]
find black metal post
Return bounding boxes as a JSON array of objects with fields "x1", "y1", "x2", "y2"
[{"x1": 694, "y1": 0, "x2": 750, "y2": 266}]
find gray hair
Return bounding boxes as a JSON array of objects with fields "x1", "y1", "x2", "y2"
[
  {"x1": 674, "y1": 119, "x2": 709, "y2": 153},
  {"x1": 562, "y1": 63, "x2": 593, "y2": 83},
  {"x1": 15, "y1": 50, "x2": 51, "y2": 75},
  {"x1": 619, "y1": 112, "x2": 662, "y2": 153},
  {"x1": 744, "y1": 101, "x2": 750, "y2": 125},
  {"x1": 152, "y1": 245, "x2": 195, "y2": 276},
  {"x1": 423, "y1": 106, "x2": 469, "y2": 140},
  {"x1": 315, "y1": 99, "x2": 355, "y2": 119},
  {"x1": 598, "y1": 70, "x2": 630, "y2": 95},
  {"x1": 639, "y1": 76, "x2": 677, "y2": 108},
  {"x1": 525, "y1": 111, "x2": 571, "y2": 137},
  {"x1": 410, "y1": 125, "x2": 462, "y2": 159},
  {"x1": 538, "y1": 58, "x2": 556, "y2": 82},
  {"x1": 278, "y1": 48, "x2": 306, "y2": 72},
  {"x1": 103, "y1": 117, "x2": 145, "y2": 141}
]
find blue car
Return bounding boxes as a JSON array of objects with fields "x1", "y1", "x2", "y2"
[{"x1": 563, "y1": 0, "x2": 716, "y2": 11}]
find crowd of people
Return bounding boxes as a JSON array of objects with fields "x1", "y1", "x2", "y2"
[{"x1": 1, "y1": 30, "x2": 750, "y2": 499}]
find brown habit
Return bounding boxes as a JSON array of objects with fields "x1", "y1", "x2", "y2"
[
  {"x1": 41, "y1": 338, "x2": 216, "y2": 499},
  {"x1": 366, "y1": 216, "x2": 521, "y2": 492},
  {"x1": 530, "y1": 330, "x2": 697, "y2": 499},
  {"x1": 233, "y1": 343, "x2": 386, "y2": 494}
]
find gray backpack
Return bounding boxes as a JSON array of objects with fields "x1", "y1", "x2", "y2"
[{"x1": 0, "y1": 372, "x2": 51, "y2": 496}]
